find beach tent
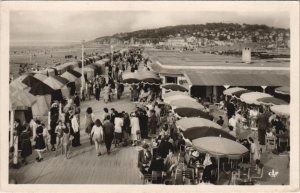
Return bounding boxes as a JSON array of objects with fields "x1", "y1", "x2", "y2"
[
  {"x1": 9, "y1": 78, "x2": 29, "y2": 93},
  {"x1": 61, "y1": 71, "x2": 81, "y2": 94},
  {"x1": 10, "y1": 90, "x2": 36, "y2": 124},
  {"x1": 73, "y1": 67, "x2": 95, "y2": 80},
  {"x1": 54, "y1": 61, "x2": 78, "y2": 75},
  {"x1": 67, "y1": 69, "x2": 81, "y2": 78},
  {"x1": 33, "y1": 73, "x2": 48, "y2": 81},
  {"x1": 31, "y1": 95, "x2": 52, "y2": 124},
  {"x1": 22, "y1": 75, "x2": 42, "y2": 88},
  {"x1": 43, "y1": 75, "x2": 70, "y2": 99}
]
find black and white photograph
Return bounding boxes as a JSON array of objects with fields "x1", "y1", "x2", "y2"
[{"x1": 0, "y1": 1, "x2": 299, "y2": 192}]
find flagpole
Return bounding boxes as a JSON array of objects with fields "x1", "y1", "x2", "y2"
[{"x1": 81, "y1": 40, "x2": 85, "y2": 99}]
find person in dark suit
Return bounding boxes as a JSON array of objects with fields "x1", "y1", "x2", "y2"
[
  {"x1": 148, "y1": 154, "x2": 164, "y2": 184},
  {"x1": 226, "y1": 100, "x2": 235, "y2": 120},
  {"x1": 257, "y1": 107, "x2": 269, "y2": 146},
  {"x1": 157, "y1": 136, "x2": 173, "y2": 159},
  {"x1": 138, "y1": 143, "x2": 152, "y2": 174},
  {"x1": 102, "y1": 116, "x2": 114, "y2": 154},
  {"x1": 139, "y1": 111, "x2": 149, "y2": 139},
  {"x1": 202, "y1": 157, "x2": 218, "y2": 184}
]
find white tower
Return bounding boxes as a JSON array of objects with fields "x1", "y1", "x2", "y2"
[{"x1": 242, "y1": 47, "x2": 251, "y2": 64}]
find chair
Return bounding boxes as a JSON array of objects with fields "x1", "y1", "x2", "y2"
[
  {"x1": 265, "y1": 136, "x2": 276, "y2": 152},
  {"x1": 152, "y1": 171, "x2": 163, "y2": 184},
  {"x1": 182, "y1": 168, "x2": 194, "y2": 184},
  {"x1": 142, "y1": 173, "x2": 153, "y2": 184},
  {"x1": 250, "y1": 165, "x2": 264, "y2": 181}
]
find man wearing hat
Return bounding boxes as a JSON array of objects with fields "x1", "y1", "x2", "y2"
[{"x1": 138, "y1": 143, "x2": 152, "y2": 174}]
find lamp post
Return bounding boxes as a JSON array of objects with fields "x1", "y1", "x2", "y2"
[
  {"x1": 81, "y1": 40, "x2": 85, "y2": 99},
  {"x1": 261, "y1": 86, "x2": 267, "y2": 93}
]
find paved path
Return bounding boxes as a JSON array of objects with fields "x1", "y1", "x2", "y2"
[{"x1": 9, "y1": 89, "x2": 143, "y2": 184}]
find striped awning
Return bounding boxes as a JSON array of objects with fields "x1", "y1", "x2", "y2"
[{"x1": 185, "y1": 72, "x2": 289, "y2": 87}]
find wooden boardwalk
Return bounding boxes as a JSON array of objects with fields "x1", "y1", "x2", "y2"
[{"x1": 9, "y1": 89, "x2": 143, "y2": 184}]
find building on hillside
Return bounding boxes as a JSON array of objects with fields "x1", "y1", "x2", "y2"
[{"x1": 167, "y1": 37, "x2": 188, "y2": 48}]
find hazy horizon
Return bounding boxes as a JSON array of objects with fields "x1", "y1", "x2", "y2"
[{"x1": 10, "y1": 11, "x2": 290, "y2": 43}]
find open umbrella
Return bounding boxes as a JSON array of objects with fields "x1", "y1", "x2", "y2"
[
  {"x1": 176, "y1": 117, "x2": 236, "y2": 141},
  {"x1": 164, "y1": 95, "x2": 196, "y2": 104},
  {"x1": 275, "y1": 86, "x2": 290, "y2": 95},
  {"x1": 170, "y1": 99, "x2": 204, "y2": 110},
  {"x1": 192, "y1": 136, "x2": 249, "y2": 181},
  {"x1": 183, "y1": 127, "x2": 236, "y2": 141},
  {"x1": 139, "y1": 71, "x2": 160, "y2": 84},
  {"x1": 162, "y1": 83, "x2": 188, "y2": 92},
  {"x1": 270, "y1": 105, "x2": 289, "y2": 117},
  {"x1": 257, "y1": 97, "x2": 288, "y2": 106},
  {"x1": 223, "y1": 87, "x2": 246, "y2": 96},
  {"x1": 174, "y1": 107, "x2": 213, "y2": 120},
  {"x1": 240, "y1": 92, "x2": 272, "y2": 105},
  {"x1": 192, "y1": 136, "x2": 248, "y2": 159},
  {"x1": 177, "y1": 117, "x2": 221, "y2": 131},
  {"x1": 122, "y1": 72, "x2": 140, "y2": 84},
  {"x1": 231, "y1": 89, "x2": 252, "y2": 98},
  {"x1": 163, "y1": 91, "x2": 189, "y2": 99}
]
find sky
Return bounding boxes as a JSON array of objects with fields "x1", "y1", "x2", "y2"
[{"x1": 10, "y1": 11, "x2": 290, "y2": 43}]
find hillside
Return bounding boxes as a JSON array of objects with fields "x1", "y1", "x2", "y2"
[{"x1": 93, "y1": 23, "x2": 290, "y2": 44}]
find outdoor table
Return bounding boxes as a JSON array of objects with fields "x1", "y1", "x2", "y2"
[
  {"x1": 237, "y1": 163, "x2": 251, "y2": 182},
  {"x1": 189, "y1": 162, "x2": 204, "y2": 180},
  {"x1": 276, "y1": 133, "x2": 289, "y2": 151}
]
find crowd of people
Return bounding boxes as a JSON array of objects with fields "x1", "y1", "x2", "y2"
[{"x1": 10, "y1": 48, "x2": 289, "y2": 185}]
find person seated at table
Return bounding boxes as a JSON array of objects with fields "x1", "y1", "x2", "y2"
[
  {"x1": 148, "y1": 154, "x2": 165, "y2": 183},
  {"x1": 157, "y1": 136, "x2": 173, "y2": 159},
  {"x1": 248, "y1": 137, "x2": 260, "y2": 165},
  {"x1": 216, "y1": 116, "x2": 224, "y2": 127},
  {"x1": 188, "y1": 150, "x2": 204, "y2": 168},
  {"x1": 160, "y1": 124, "x2": 170, "y2": 138},
  {"x1": 164, "y1": 150, "x2": 177, "y2": 178},
  {"x1": 228, "y1": 126, "x2": 236, "y2": 138},
  {"x1": 176, "y1": 134, "x2": 186, "y2": 152},
  {"x1": 138, "y1": 143, "x2": 152, "y2": 174},
  {"x1": 202, "y1": 156, "x2": 218, "y2": 184},
  {"x1": 271, "y1": 116, "x2": 285, "y2": 135},
  {"x1": 266, "y1": 129, "x2": 275, "y2": 137}
]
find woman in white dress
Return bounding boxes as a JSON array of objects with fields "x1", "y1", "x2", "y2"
[
  {"x1": 130, "y1": 113, "x2": 140, "y2": 146},
  {"x1": 91, "y1": 119, "x2": 104, "y2": 156}
]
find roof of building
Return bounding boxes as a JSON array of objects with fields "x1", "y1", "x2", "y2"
[
  {"x1": 146, "y1": 50, "x2": 290, "y2": 68},
  {"x1": 146, "y1": 49, "x2": 290, "y2": 87}
]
